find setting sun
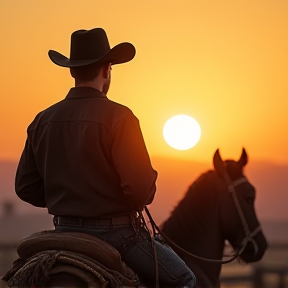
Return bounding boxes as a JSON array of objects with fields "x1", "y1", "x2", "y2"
[{"x1": 163, "y1": 115, "x2": 201, "y2": 150}]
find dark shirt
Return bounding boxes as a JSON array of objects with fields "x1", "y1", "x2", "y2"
[{"x1": 15, "y1": 87, "x2": 157, "y2": 218}]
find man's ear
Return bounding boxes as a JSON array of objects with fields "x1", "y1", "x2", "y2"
[{"x1": 102, "y1": 63, "x2": 111, "y2": 79}]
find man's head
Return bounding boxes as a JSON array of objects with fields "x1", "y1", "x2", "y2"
[
  {"x1": 69, "y1": 62, "x2": 112, "y2": 93},
  {"x1": 48, "y1": 28, "x2": 135, "y2": 93},
  {"x1": 70, "y1": 62, "x2": 103, "y2": 83}
]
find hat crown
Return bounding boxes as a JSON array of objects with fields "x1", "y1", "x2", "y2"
[{"x1": 70, "y1": 28, "x2": 111, "y2": 61}]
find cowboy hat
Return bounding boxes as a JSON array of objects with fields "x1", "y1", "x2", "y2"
[{"x1": 48, "y1": 28, "x2": 136, "y2": 67}]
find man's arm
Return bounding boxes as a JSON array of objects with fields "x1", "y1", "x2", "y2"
[
  {"x1": 109, "y1": 113, "x2": 158, "y2": 210},
  {"x1": 15, "y1": 138, "x2": 46, "y2": 207}
]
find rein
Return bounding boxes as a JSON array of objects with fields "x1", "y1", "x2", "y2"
[{"x1": 145, "y1": 170, "x2": 262, "y2": 265}]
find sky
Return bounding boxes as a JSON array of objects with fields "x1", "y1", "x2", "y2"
[{"x1": 0, "y1": 0, "x2": 287, "y2": 165}]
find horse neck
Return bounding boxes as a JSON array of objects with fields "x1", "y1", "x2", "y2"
[{"x1": 162, "y1": 172, "x2": 226, "y2": 286}]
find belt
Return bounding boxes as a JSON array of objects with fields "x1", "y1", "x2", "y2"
[{"x1": 53, "y1": 215, "x2": 133, "y2": 227}]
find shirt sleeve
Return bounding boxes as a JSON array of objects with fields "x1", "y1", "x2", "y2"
[
  {"x1": 109, "y1": 113, "x2": 158, "y2": 211},
  {"x1": 15, "y1": 138, "x2": 46, "y2": 207}
]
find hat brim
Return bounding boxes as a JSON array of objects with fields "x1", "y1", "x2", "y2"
[{"x1": 48, "y1": 42, "x2": 136, "y2": 68}]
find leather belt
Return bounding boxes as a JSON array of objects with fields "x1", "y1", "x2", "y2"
[{"x1": 53, "y1": 215, "x2": 132, "y2": 227}]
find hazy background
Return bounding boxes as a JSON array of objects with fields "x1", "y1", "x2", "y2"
[{"x1": 0, "y1": 1, "x2": 287, "y2": 287}]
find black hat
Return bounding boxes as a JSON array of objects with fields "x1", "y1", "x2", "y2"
[{"x1": 48, "y1": 28, "x2": 136, "y2": 67}]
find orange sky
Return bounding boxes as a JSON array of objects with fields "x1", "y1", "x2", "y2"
[{"x1": 0, "y1": 0, "x2": 287, "y2": 165}]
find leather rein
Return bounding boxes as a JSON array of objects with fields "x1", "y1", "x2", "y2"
[{"x1": 145, "y1": 169, "x2": 262, "y2": 265}]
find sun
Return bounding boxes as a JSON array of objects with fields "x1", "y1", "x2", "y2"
[{"x1": 163, "y1": 115, "x2": 201, "y2": 150}]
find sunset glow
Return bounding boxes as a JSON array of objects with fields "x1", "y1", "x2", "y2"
[
  {"x1": 163, "y1": 115, "x2": 201, "y2": 150},
  {"x1": 0, "y1": 0, "x2": 287, "y2": 164}
]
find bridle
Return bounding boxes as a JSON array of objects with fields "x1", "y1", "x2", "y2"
[
  {"x1": 145, "y1": 168, "x2": 262, "y2": 264},
  {"x1": 222, "y1": 170, "x2": 262, "y2": 258}
]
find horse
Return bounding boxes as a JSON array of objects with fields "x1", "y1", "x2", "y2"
[
  {"x1": 2, "y1": 148, "x2": 267, "y2": 288},
  {"x1": 160, "y1": 148, "x2": 268, "y2": 287}
]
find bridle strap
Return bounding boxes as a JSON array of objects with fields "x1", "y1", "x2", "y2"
[
  {"x1": 231, "y1": 177, "x2": 247, "y2": 187},
  {"x1": 224, "y1": 173, "x2": 262, "y2": 255},
  {"x1": 238, "y1": 225, "x2": 262, "y2": 255}
]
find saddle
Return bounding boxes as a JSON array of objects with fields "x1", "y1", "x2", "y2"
[{"x1": 3, "y1": 230, "x2": 138, "y2": 288}]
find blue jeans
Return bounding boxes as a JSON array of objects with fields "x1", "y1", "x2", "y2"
[{"x1": 55, "y1": 224, "x2": 196, "y2": 287}]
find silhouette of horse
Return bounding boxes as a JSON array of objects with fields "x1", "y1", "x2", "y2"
[
  {"x1": 3, "y1": 148, "x2": 267, "y2": 288},
  {"x1": 160, "y1": 148, "x2": 268, "y2": 287}
]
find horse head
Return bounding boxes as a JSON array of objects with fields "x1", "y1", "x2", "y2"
[
  {"x1": 161, "y1": 148, "x2": 268, "y2": 287},
  {"x1": 213, "y1": 148, "x2": 268, "y2": 263}
]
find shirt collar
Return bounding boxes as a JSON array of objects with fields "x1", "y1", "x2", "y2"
[{"x1": 65, "y1": 87, "x2": 107, "y2": 99}]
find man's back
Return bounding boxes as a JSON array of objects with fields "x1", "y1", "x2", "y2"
[{"x1": 16, "y1": 87, "x2": 157, "y2": 218}]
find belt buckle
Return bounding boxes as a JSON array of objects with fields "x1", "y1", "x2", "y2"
[{"x1": 111, "y1": 216, "x2": 130, "y2": 226}]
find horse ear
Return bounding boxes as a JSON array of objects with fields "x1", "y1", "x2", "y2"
[
  {"x1": 238, "y1": 148, "x2": 248, "y2": 168},
  {"x1": 213, "y1": 149, "x2": 225, "y2": 175}
]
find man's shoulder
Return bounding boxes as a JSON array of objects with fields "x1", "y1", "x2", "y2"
[
  {"x1": 107, "y1": 99, "x2": 133, "y2": 114},
  {"x1": 105, "y1": 99, "x2": 137, "y2": 120},
  {"x1": 27, "y1": 99, "x2": 65, "y2": 130},
  {"x1": 26, "y1": 95, "x2": 137, "y2": 130}
]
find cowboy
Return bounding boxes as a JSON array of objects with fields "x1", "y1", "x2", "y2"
[{"x1": 15, "y1": 28, "x2": 196, "y2": 287}]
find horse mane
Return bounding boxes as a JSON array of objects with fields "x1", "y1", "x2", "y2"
[
  {"x1": 173, "y1": 169, "x2": 220, "y2": 213},
  {"x1": 163, "y1": 169, "x2": 223, "y2": 235}
]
